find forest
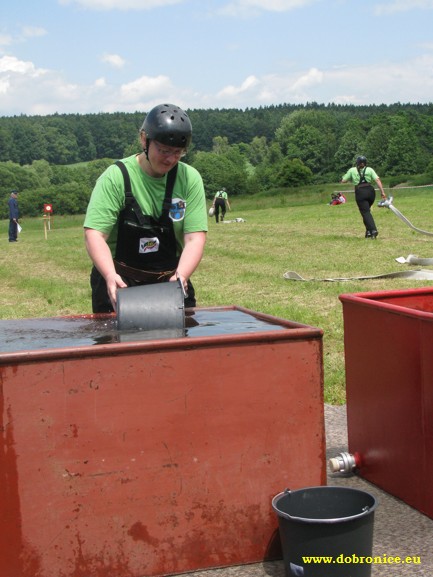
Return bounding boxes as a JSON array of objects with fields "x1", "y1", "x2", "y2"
[{"x1": 1, "y1": 102, "x2": 433, "y2": 218}]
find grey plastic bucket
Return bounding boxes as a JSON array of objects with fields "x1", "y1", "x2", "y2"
[
  {"x1": 272, "y1": 486, "x2": 378, "y2": 577},
  {"x1": 116, "y1": 280, "x2": 185, "y2": 335}
]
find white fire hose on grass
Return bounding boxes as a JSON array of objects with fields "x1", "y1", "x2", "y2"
[
  {"x1": 283, "y1": 269, "x2": 433, "y2": 281},
  {"x1": 378, "y1": 195, "x2": 433, "y2": 238},
  {"x1": 378, "y1": 195, "x2": 433, "y2": 266},
  {"x1": 284, "y1": 195, "x2": 433, "y2": 282}
]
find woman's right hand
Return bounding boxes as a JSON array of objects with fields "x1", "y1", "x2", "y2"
[{"x1": 105, "y1": 272, "x2": 127, "y2": 310}]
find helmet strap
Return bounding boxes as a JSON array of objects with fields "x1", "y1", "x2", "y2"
[{"x1": 144, "y1": 138, "x2": 151, "y2": 161}]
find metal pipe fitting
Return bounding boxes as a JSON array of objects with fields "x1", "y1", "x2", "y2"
[
  {"x1": 378, "y1": 195, "x2": 393, "y2": 208},
  {"x1": 328, "y1": 451, "x2": 359, "y2": 474}
]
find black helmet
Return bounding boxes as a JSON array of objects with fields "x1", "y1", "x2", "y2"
[
  {"x1": 356, "y1": 155, "x2": 367, "y2": 166},
  {"x1": 141, "y1": 103, "x2": 192, "y2": 148}
]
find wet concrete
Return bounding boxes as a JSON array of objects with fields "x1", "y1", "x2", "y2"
[{"x1": 179, "y1": 404, "x2": 433, "y2": 577}]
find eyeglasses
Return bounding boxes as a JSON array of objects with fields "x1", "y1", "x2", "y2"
[{"x1": 154, "y1": 141, "x2": 187, "y2": 158}]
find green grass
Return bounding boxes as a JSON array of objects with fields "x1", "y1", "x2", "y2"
[{"x1": 2, "y1": 185, "x2": 433, "y2": 404}]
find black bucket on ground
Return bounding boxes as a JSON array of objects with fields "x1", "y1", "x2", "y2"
[
  {"x1": 272, "y1": 486, "x2": 378, "y2": 577},
  {"x1": 116, "y1": 280, "x2": 185, "y2": 335}
]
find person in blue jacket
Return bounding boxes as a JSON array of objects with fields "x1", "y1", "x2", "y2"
[{"x1": 8, "y1": 190, "x2": 19, "y2": 242}]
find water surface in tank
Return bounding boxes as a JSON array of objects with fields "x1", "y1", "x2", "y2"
[{"x1": 0, "y1": 309, "x2": 287, "y2": 353}]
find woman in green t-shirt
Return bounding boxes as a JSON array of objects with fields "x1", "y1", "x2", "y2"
[
  {"x1": 341, "y1": 156, "x2": 386, "y2": 239},
  {"x1": 84, "y1": 104, "x2": 208, "y2": 312},
  {"x1": 212, "y1": 187, "x2": 231, "y2": 223}
]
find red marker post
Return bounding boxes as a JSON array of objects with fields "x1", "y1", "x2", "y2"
[{"x1": 43, "y1": 204, "x2": 53, "y2": 239}]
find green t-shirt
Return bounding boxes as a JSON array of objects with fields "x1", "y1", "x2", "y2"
[
  {"x1": 214, "y1": 190, "x2": 228, "y2": 200},
  {"x1": 84, "y1": 154, "x2": 208, "y2": 256},
  {"x1": 342, "y1": 166, "x2": 379, "y2": 186}
]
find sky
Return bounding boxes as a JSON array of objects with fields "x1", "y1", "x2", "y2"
[{"x1": 1, "y1": 0, "x2": 433, "y2": 117}]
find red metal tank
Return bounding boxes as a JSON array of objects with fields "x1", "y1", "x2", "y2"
[
  {"x1": 340, "y1": 287, "x2": 433, "y2": 519},
  {"x1": 0, "y1": 306, "x2": 326, "y2": 577}
]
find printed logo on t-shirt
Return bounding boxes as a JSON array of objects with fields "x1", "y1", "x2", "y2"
[
  {"x1": 169, "y1": 198, "x2": 186, "y2": 222},
  {"x1": 139, "y1": 237, "x2": 159, "y2": 254}
]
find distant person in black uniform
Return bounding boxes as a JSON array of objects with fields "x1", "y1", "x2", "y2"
[
  {"x1": 341, "y1": 156, "x2": 386, "y2": 239},
  {"x1": 211, "y1": 187, "x2": 231, "y2": 223}
]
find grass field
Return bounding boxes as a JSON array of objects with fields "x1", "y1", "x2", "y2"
[{"x1": 2, "y1": 184, "x2": 433, "y2": 404}]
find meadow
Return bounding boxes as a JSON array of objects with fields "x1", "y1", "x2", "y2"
[{"x1": 2, "y1": 184, "x2": 433, "y2": 404}]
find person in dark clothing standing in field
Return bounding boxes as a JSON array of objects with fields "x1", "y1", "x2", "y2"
[
  {"x1": 341, "y1": 156, "x2": 386, "y2": 238},
  {"x1": 212, "y1": 187, "x2": 230, "y2": 223},
  {"x1": 8, "y1": 190, "x2": 19, "y2": 242}
]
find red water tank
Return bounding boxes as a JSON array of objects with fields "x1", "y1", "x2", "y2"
[
  {"x1": 340, "y1": 287, "x2": 433, "y2": 519},
  {"x1": 0, "y1": 306, "x2": 326, "y2": 577}
]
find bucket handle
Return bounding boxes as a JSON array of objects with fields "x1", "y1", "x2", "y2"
[
  {"x1": 175, "y1": 275, "x2": 188, "y2": 299},
  {"x1": 273, "y1": 488, "x2": 376, "y2": 522}
]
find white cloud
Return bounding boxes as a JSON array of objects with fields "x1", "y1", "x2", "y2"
[
  {"x1": 375, "y1": 0, "x2": 433, "y2": 15},
  {"x1": 20, "y1": 26, "x2": 47, "y2": 39},
  {"x1": 0, "y1": 52, "x2": 186, "y2": 114},
  {"x1": 1, "y1": 48, "x2": 433, "y2": 116},
  {"x1": 323, "y1": 54, "x2": 433, "y2": 104},
  {"x1": 59, "y1": 0, "x2": 183, "y2": 10},
  {"x1": 211, "y1": 52, "x2": 433, "y2": 108},
  {"x1": 101, "y1": 53, "x2": 126, "y2": 68},
  {"x1": 0, "y1": 77, "x2": 10, "y2": 95},
  {"x1": 0, "y1": 34, "x2": 13, "y2": 48},
  {"x1": 237, "y1": 0, "x2": 317, "y2": 10},
  {"x1": 419, "y1": 41, "x2": 433, "y2": 51},
  {"x1": 0, "y1": 55, "x2": 47, "y2": 76},
  {"x1": 217, "y1": 75, "x2": 260, "y2": 98},
  {"x1": 120, "y1": 75, "x2": 173, "y2": 102},
  {"x1": 0, "y1": 26, "x2": 46, "y2": 53},
  {"x1": 0, "y1": 55, "x2": 94, "y2": 114},
  {"x1": 291, "y1": 67, "x2": 323, "y2": 91},
  {"x1": 218, "y1": 0, "x2": 318, "y2": 16},
  {"x1": 215, "y1": 69, "x2": 322, "y2": 106}
]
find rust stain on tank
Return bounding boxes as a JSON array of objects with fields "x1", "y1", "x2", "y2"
[
  {"x1": 127, "y1": 521, "x2": 159, "y2": 547},
  {"x1": 67, "y1": 532, "x2": 136, "y2": 577},
  {"x1": 1, "y1": 371, "x2": 42, "y2": 577}
]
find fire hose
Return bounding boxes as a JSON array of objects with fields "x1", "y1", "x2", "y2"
[
  {"x1": 284, "y1": 195, "x2": 433, "y2": 281},
  {"x1": 378, "y1": 195, "x2": 433, "y2": 237},
  {"x1": 283, "y1": 269, "x2": 433, "y2": 281},
  {"x1": 378, "y1": 196, "x2": 433, "y2": 266}
]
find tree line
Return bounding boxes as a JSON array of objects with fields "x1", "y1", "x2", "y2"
[{"x1": 1, "y1": 102, "x2": 433, "y2": 218}]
